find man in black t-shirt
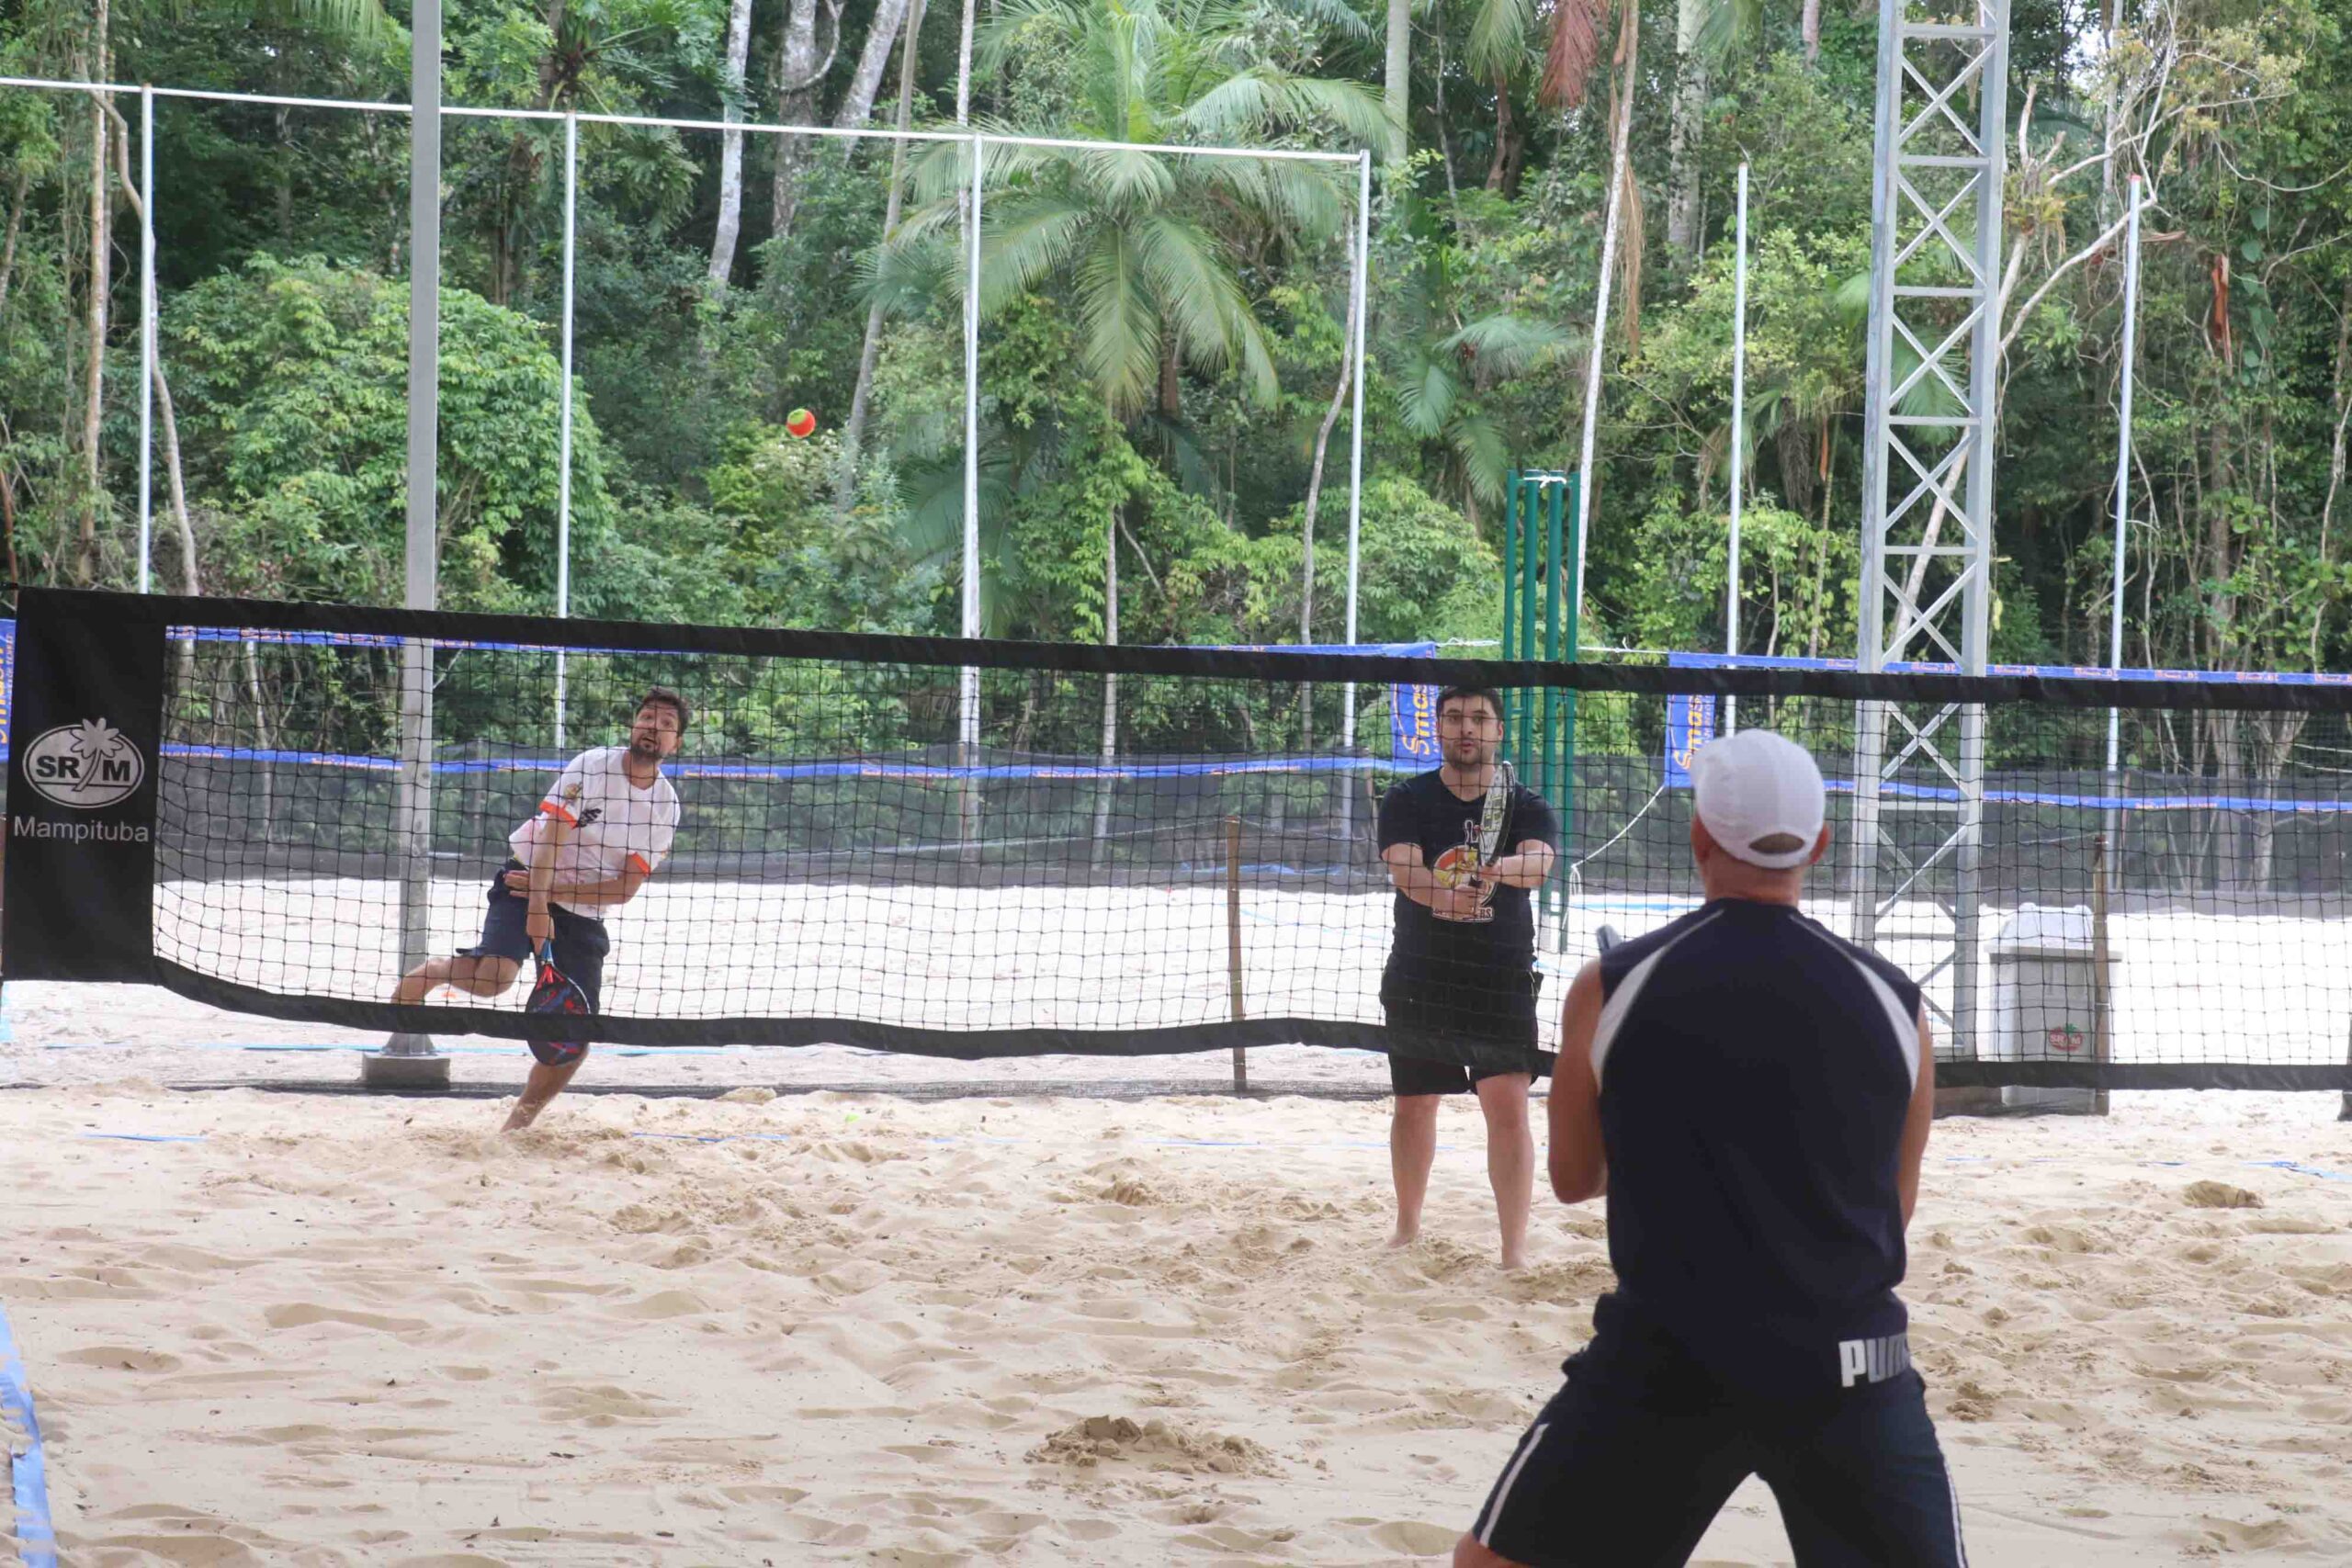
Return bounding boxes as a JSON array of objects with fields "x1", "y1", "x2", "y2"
[{"x1": 1378, "y1": 684, "x2": 1561, "y2": 1269}]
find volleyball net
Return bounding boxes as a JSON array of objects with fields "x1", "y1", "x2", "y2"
[{"x1": 4, "y1": 587, "x2": 2348, "y2": 1089}]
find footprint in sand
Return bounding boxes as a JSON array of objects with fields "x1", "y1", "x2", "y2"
[
  {"x1": 59, "y1": 1345, "x2": 182, "y2": 1372},
  {"x1": 263, "y1": 1303, "x2": 432, "y2": 1335},
  {"x1": 1366, "y1": 1518, "x2": 1460, "y2": 1554}
]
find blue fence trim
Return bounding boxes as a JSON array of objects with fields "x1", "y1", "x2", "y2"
[
  {"x1": 0, "y1": 1302, "x2": 58, "y2": 1568},
  {"x1": 1668, "y1": 650, "x2": 2352, "y2": 687}
]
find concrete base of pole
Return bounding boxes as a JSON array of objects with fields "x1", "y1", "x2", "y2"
[
  {"x1": 1933, "y1": 1084, "x2": 2003, "y2": 1119},
  {"x1": 364, "y1": 1037, "x2": 450, "y2": 1091}
]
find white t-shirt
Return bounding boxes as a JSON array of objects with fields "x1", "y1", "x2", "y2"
[{"x1": 508, "y1": 747, "x2": 683, "y2": 913}]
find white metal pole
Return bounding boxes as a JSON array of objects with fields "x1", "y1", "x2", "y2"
[
  {"x1": 1341, "y1": 149, "x2": 1371, "y2": 748},
  {"x1": 377, "y1": 0, "x2": 447, "y2": 1081},
  {"x1": 1572, "y1": 62, "x2": 1637, "y2": 635},
  {"x1": 1724, "y1": 159, "x2": 1747, "y2": 732},
  {"x1": 2106, "y1": 175, "x2": 2143, "y2": 773},
  {"x1": 555, "y1": 111, "x2": 577, "y2": 752},
  {"x1": 958, "y1": 135, "x2": 984, "y2": 753},
  {"x1": 137, "y1": 85, "x2": 154, "y2": 594}
]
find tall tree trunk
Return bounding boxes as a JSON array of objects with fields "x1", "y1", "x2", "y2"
[
  {"x1": 0, "y1": 440, "x2": 19, "y2": 586},
  {"x1": 102, "y1": 96, "x2": 199, "y2": 608},
  {"x1": 835, "y1": 0, "x2": 928, "y2": 513},
  {"x1": 80, "y1": 8, "x2": 112, "y2": 588},
  {"x1": 1091, "y1": 503, "x2": 1120, "y2": 867},
  {"x1": 1802, "y1": 0, "x2": 1820, "y2": 64},
  {"x1": 0, "y1": 164, "x2": 28, "y2": 317},
  {"x1": 767, "y1": 0, "x2": 842, "y2": 246},
  {"x1": 835, "y1": 0, "x2": 912, "y2": 129},
  {"x1": 1666, "y1": 0, "x2": 1706, "y2": 261},
  {"x1": 1385, "y1": 0, "x2": 1410, "y2": 150},
  {"x1": 956, "y1": 0, "x2": 976, "y2": 123},
  {"x1": 1486, "y1": 69, "x2": 1525, "y2": 195},
  {"x1": 275, "y1": 103, "x2": 296, "y2": 245},
  {"x1": 1430, "y1": 25, "x2": 1463, "y2": 217},
  {"x1": 1296, "y1": 213, "x2": 1366, "y2": 739},
  {"x1": 707, "y1": 0, "x2": 758, "y2": 286}
]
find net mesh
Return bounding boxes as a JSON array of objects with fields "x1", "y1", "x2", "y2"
[{"x1": 8, "y1": 594, "x2": 2351, "y2": 1089}]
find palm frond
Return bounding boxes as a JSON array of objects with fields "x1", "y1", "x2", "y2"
[
  {"x1": 1449, "y1": 413, "x2": 1513, "y2": 505},
  {"x1": 1690, "y1": 0, "x2": 1762, "y2": 67},
  {"x1": 1442, "y1": 313, "x2": 1573, "y2": 378},
  {"x1": 1540, "y1": 0, "x2": 1604, "y2": 108},
  {"x1": 1396, "y1": 350, "x2": 1461, "y2": 438},
  {"x1": 1134, "y1": 211, "x2": 1245, "y2": 371},
  {"x1": 1452, "y1": 412, "x2": 1515, "y2": 506},
  {"x1": 1465, "y1": 0, "x2": 1534, "y2": 84},
  {"x1": 1076, "y1": 229, "x2": 1165, "y2": 416},
  {"x1": 983, "y1": 194, "x2": 1098, "y2": 310}
]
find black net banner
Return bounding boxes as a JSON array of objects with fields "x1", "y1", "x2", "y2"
[{"x1": 5, "y1": 587, "x2": 2350, "y2": 1090}]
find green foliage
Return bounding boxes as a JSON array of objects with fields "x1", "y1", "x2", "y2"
[{"x1": 165, "y1": 254, "x2": 614, "y2": 611}]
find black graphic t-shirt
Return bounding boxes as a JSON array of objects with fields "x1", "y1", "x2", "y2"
[{"x1": 1376, "y1": 769, "x2": 1561, "y2": 1040}]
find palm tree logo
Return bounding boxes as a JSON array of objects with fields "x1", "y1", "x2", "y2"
[{"x1": 25, "y1": 717, "x2": 146, "y2": 809}]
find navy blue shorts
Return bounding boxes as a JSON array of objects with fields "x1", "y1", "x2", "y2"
[
  {"x1": 1469, "y1": 1347, "x2": 1967, "y2": 1566},
  {"x1": 1383, "y1": 964, "x2": 1544, "y2": 1095},
  {"x1": 459, "y1": 860, "x2": 609, "y2": 1064}
]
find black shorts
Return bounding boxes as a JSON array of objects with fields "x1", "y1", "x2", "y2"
[
  {"x1": 1383, "y1": 964, "x2": 1544, "y2": 1096},
  {"x1": 459, "y1": 860, "x2": 610, "y2": 1065},
  {"x1": 1468, "y1": 1348, "x2": 1967, "y2": 1567}
]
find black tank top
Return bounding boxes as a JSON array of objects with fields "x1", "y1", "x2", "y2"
[{"x1": 1590, "y1": 898, "x2": 1922, "y2": 1400}]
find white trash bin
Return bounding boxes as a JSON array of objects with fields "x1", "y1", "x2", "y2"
[{"x1": 1986, "y1": 904, "x2": 2116, "y2": 1112}]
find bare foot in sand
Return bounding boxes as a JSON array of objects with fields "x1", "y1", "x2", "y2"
[{"x1": 1387, "y1": 1226, "x2": 1419, "y2": 1249}]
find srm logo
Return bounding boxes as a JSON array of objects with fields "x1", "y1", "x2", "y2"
[{"x1": 23, "y1": 718, "x2": 146, "y2": 809}]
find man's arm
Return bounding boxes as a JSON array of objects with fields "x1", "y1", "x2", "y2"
[
  {"x1": 1896, "y1": 1006, "x2": 1936, "y2": 1228},
  {"x1": 526, "y1": 863, "x2": 651, "y2": 909},
  {"x1": 1479, "y1": 838, "x2": 1558, "y2": 890},
  {"x1": 522, "y1": 815, "x2": 571, "y2": 942},
  {"x1": 1383, "y1": 843, "x2": 1481, "y2": 920},
  {"x1": 1547, "y1": 959, "x2": 1608, "y2": 1203}
]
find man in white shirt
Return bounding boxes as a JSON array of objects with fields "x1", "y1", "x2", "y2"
[{"x1": 390, "y1": 687, "x2": 687, "y2": 1130}]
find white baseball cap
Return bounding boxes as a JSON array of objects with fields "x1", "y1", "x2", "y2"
[{"x1": 1690, "y1": 728, "x2": 1826, "y2": 870}]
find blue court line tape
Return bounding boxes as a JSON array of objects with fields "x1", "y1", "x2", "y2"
[
  {"x1": 76, "y1": 1134, "x2": 209, "y2": 1144},
  {"x1": 2246, "y1": 1159, "x2": 2352, "y2": 1182},
  {"x1": 0, "y1": 1302, "x2": 59, "y2": 1568}
]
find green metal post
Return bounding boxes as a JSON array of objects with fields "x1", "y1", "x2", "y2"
[
  {"x1": 1559, "y1": 472, "x2": 1582, "y2": 944},
  {"x1": 1544, "y1": 477, "x2": 1565, "y2": 804},
  {"x1": 1501, "y1": 469, "x2": 1520, "y2": 768},
  {"x1": 1523, "y1": 479, "x2": 1543, "y2": 771}
]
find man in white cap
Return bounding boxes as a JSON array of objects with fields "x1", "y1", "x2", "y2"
[{"x1": 1453, "y1": 728, "x2": 1961, "y2": 1568}]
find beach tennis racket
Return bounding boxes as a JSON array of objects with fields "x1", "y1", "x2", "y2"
[
  {"x1": 1468, "y1": 760, "x2": 1516, "y2": 918},
  {"x1": 524, "y1": 938, "x2": 592, "y2": 1067}
]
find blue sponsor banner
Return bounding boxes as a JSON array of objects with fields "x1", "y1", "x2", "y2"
[
  {"x1": 1664, "y1": 692, "x2": 1715, "y2": 786},
  {"x1": 1393, "y1": 678, "x2": 1441, "y2": 765}
]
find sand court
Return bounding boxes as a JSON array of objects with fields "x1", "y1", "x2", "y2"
[{"x1": 2, "y1": 1068, "x2": 2348, "y2": 1567}]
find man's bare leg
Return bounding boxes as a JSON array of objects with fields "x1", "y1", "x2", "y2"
[
  {"x1": 1453, "y1": 1533, "x2": 1530, "y2": 1568},
  {"x1": 1475, "y1": 1072, "x2": 1535, "y2": 1269},
  {"x1": 502, "y1": 1055, "x2": 585, "y2": 1132},
  {"x1": 1389, "y1": 1093, "x2": 1442, "y2": 1247},
  {"x1": 392, "y1": 953, "x2": 519, "y2": 1006}
]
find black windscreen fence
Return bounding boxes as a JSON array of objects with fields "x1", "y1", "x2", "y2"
[{"x1": 5, "y1": 589, "x2": 2348, "y2": 1089}]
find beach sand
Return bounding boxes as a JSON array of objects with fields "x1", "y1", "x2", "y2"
[{"x1": 1, "y1": 1033, "x2": 2347, "y2": 1566}]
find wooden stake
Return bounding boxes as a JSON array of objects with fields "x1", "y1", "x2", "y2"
[
  {"x1": 1227, "y1": 813, "x2": 1247, "y2": 1092},
  {"x1": 2090, "y1": 830, "x2": 2112, "y2": 1117}
]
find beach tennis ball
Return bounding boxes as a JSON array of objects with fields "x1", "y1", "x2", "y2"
[{"x1": 786, "y1": 408, "x2": 818, "y2": 439}]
